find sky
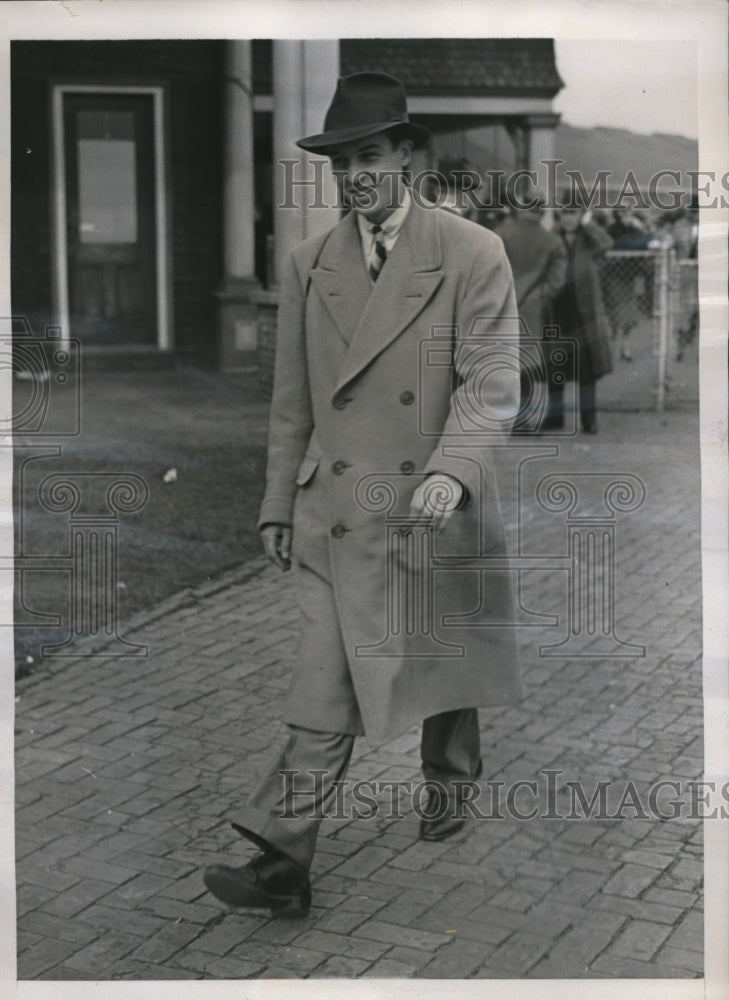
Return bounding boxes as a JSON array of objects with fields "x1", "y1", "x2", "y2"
[{"x1": 553, "y1": 40, "x2": 698, "y2": 140}]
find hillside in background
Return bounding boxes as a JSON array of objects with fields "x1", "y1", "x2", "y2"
[
  {"x1": 447, "y1": 121, "x2": 699, "y2": 201},
  {"x1": 553, "y1": 122, "x2": 699, "y2": 195}
]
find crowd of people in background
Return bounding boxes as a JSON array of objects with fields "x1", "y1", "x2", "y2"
[
  {"x1": 436, "y1": 158, "x2": 699, "y2": 434},
  {"x1": 435, "y1": 157, "x2": 699, "y2": 257}
]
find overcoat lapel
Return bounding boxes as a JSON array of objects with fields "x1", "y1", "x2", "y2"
[
  {"x1": 334, "y1": 202, "x2": 443, "y2": 395},
  {"x1": 308, "y1": 215, "x2": 371, "y2": 346}
]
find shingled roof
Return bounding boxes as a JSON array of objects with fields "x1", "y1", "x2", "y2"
[
  {"x1": 341, "y1": 39, "x2": 563, "y2": 96},
  {"x1": 252, "y1": 39, "x2": 563, "y2": 97}
]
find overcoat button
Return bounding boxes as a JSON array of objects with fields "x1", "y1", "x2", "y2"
[
  {"x1": 400, "y1": 460, "x2": 415, "y2": 475},
  {"x1": 399, "y1": 390, "x2": 415, "y2": 405},
  {"x1": 331, "y1": 523, "x2": 347, "y2": 538},
  {"x1": 331, "y1": 460, "x2": 347, "y2": 475}
]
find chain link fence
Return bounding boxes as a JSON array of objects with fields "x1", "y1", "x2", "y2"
[
  {"x1": 599, "y1": 248, "x2": 699, "y2": 412},
  {"x1": 671, "y1": 257, "x2": 699, "y2": 364}
]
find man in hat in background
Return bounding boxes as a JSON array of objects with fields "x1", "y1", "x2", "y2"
[
  {"x1": 438, "y1": 157, "x2": 483, "y2": 224},
  {"x1": 204, "y1": 72, "x2": 522, "y2": 918},
  {"x1": 497, "y1": 195, "x2": 567, "y2": 432},
  {"x1": 547, "y1": 200, "x2": 613, "y2": 434}
]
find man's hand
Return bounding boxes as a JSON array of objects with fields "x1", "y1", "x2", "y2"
[
  {"x1": 260, "y1": 523, "x2": 292, "y2": 571},
  {"x1": 409, "y1": 474, "x2": 464, "y2": 533}
]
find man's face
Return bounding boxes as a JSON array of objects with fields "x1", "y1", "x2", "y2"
[
  {"x1": 559, "y1": 209, "x2": 582, "y2": 233},
  {"x1": 328, "y1": 133, "x2": 412, "y2": 222}
]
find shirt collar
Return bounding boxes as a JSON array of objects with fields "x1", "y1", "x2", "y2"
[{"x1": 357, "y1": 186, "x2": 411, "y2": 242}]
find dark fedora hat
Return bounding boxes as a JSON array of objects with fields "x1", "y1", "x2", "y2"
[{"x1": 296, "y1": 72, "x2": 431, "y2": 153}]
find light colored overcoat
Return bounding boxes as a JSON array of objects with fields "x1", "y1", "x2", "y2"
[{"x1": 259, "y1": 199, "x2": 522, "y2": 745}]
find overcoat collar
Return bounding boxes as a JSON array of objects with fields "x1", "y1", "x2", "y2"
[{"x1": 308, "y1": 199, "x2": 444, "y2": 397}]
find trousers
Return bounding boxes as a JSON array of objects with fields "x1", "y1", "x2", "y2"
[
  {"x1": 547, "y1": 379, "x2": 597, "y2": 429},
  {"x1": 241, "y1": 708, "x2": 482, "y2": 870},
  {"x1": 241, "y1": 498, "x2": 482, "y2": 870}
]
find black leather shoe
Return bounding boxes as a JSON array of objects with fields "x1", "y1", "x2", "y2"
[
  {"x1": 204, "y1": 823, "x2": 311, "y2": 918},
  {"x1": 204, "y1": 850, "x2": 311, "y2": 918},
  {"x1": 419, "y1": 786, "x2": 466, "y2": 842}
]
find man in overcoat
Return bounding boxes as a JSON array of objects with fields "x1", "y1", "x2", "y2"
[
  {"x1": 547, "y1": 203, "x2": 614, "y2": 433},
  {"x1": 497, "y1": 198, "x2": 567, "y2": 430},
  {"x1": 204, "y1": 72, "x2": 522, "y2": 918}
]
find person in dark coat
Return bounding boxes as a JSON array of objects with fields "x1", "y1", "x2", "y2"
[
  {"x1": 498, "y1": 199, "x2": 567, "y2": 431},
  {"x1": 202, "y1": 73, "x2": 522, "y2": 919},
  {"x1": 545, "y1": 205, "x2": 614, "y2": 434}
]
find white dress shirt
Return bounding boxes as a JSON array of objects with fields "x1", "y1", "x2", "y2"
[{"x1": 356, "y1": 187, "x2": 412, "y2": 277}]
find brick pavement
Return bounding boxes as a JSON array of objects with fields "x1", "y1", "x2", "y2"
[{"x1": 15, "y1": 409, "x2": 704, "y2": 981}]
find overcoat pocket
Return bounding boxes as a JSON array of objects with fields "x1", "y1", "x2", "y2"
[{"x1": 295, "y1": 453, "x2": 320, "y2": 487}]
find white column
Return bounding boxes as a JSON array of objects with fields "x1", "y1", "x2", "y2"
[
  {"x1": 526, "y1": 112, "x2": 561, "y2": 229},
  {"x1": 272, "y1": 40, "x2": 339, "y2": 284},
  {"x1": 216, "y1": 39, "x2": 259, "y2": 368},
  {"x1": 223, "y1": 40, "x2": 256, "y2": 280}
]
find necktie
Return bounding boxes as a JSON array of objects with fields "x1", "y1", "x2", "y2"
[{"x1": 369, "y1": 225, "x2": 387, "y2": 282}]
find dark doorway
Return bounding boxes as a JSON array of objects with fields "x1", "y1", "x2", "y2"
[{"x1": 63, "y1": 92, "x2": 158, "y2": 344}]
